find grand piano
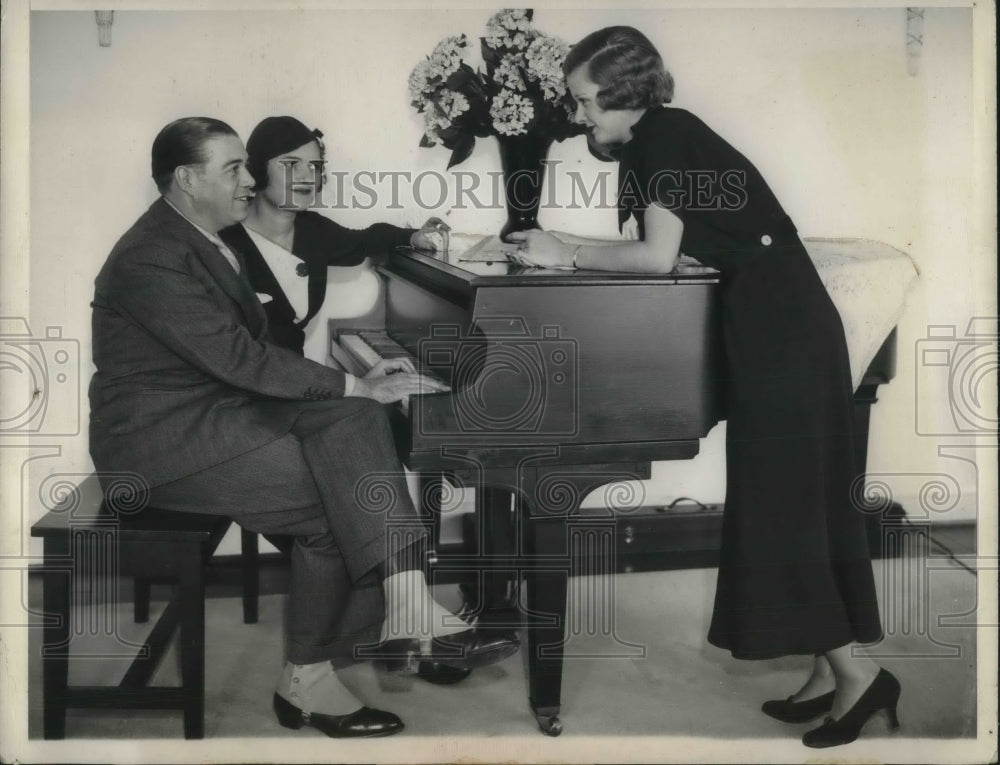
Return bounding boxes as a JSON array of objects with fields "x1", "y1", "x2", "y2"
[{"x1": 328, "y1": 243, "x2": 899, "y2": 736}]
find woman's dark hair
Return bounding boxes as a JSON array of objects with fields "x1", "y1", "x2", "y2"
[
  {"x1": 151, "y1": 117, "x2": 238, "y2": 193},
  {"x1": 245, "y1": 116, "x2": 325, "y2": 190},
  {"x1": 563, "y1": 26, "x2": 674, "y2": 109}
]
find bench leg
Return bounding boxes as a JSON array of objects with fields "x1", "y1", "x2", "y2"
[
  {"x1": 240, "y1": 528, "x2": 259, "y2": 625},
  {"x1": 134, "y1": 577, "x2": 151, "y2": 624},
  {"x1": 178, "y1": 551, "x2": 206, "y2": 739},
  {"x1": 41, "y1": 538, "x2": 71, "y2": 739}
]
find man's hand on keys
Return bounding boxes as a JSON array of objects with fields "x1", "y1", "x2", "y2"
[
  {"x1": 349, "y1": 358, "x2": 450, "y2": 404},
  {"x1": 364, "y1": 358, "x2": 415, "y2": 377}
]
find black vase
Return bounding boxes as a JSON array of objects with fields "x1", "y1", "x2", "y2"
[{"x1": 497, "y1": 133, "x2": 554, "y2": 243}]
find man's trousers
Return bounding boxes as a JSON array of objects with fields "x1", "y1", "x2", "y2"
[{"x1": 148, "y1": 397, "x2": 426, "y2": 664}]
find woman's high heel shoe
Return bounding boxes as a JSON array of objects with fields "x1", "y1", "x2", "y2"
[
  {"x1": 761, "y1": 690, "x2": 835, "y2": 723},
  {"x1": 802, "y1": 668, "x2": 901, "y2": 748}
]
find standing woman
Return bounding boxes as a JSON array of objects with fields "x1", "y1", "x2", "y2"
[
  {"x1": 221, "y1": 116, "x2": 443, "y2": 356},
  {"x1": 510, "y1": 26, "x2": 899, "y2": 748}
]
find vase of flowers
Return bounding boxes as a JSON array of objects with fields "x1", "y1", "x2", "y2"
[
  {"x1": 408, "y1": 9, "x2": 585, "y2": 241},
  {"x1": 495, "y1": 132, "x2": 554, "y2": 242}
]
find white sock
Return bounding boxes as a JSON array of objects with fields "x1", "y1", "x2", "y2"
[
  {"x1": 380, "y1": 569, "x2": 469, "y2": 642},
  {"x1": 275, "y1": 661, "x2": 362, "y2": 715}
]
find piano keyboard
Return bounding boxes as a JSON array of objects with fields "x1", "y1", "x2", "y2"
[
  {"x1": 336, "y1": 330, "x2": 446, "y2": 412},
  {"x1": 339, "y1": 330, "x2": 417, "y2": 371}
]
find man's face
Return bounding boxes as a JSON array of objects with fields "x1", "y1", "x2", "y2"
[{"x1": 187, "y1": 134, "x2": 256, "y2": 232}]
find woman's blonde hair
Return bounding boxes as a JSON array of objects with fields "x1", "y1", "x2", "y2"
[{"x1": 563, "y1": 26, "x2": 674, "y2": 109}]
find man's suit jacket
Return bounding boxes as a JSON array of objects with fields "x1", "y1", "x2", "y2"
[{"x1": 89, "y1": 198, "x2": 350, "y2": 489}]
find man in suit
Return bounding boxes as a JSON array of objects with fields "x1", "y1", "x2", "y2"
[{"x1": 89, "y1": 117, "x2": 517, "y2": 738}]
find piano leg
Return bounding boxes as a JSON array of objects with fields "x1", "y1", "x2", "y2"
[
  {"x1": 524, "y1": 515, "x2": 568, "y2": 737},
  {"x1": 853, "y1": 382, "x2": 906, "y2": 553},
  {"x1": 477, "y1": 488, "x2": 520, "y2": 628},
  {"x1": 417, "y1": 474, "x2": 444, "y2": 556}
]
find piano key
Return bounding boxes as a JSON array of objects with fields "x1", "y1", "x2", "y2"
[
  {"x1": 339, "y1": 333, "x2": 382, "y2": 371},
  {"x1": 338, "y1": 331, "x2": 447, "y2": 389}
]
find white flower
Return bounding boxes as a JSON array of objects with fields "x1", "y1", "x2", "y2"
[
  {"x1": 441, "y1": 90, "x2": 470, "y2": 120},
  {"x1": 484, "y1": 9, "x2": 534, "y2": 51},
  {"x1": 429, "y1": 35, "x2": 467, "y2": 78},
  {"x1": 420, "y1": 89, "x2": 471, "y2": 144},
  {"x1": 412, "y1": 10, "x2": 580, "y2": 154},
  {"x1": 495, "y1": 55, "x2": 526, "y2": 91},
  {"x1": 408, "y1": 59, "x2": 434, "y2": 102},
  {"x1": 524, "y1": 35, "x2": 570, "y2": 101},
  {"x1": 490, "y1": 88, "x2": 535, "y2": 135},
  {"x1": 409, "y1": 35, "x2": 468, "y2": 103}
]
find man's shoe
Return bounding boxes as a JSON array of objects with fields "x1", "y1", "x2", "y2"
[
  {"x1": 273, "y1": 661, "x2": 403, "y2": 738},
  {"x1": 416, "y1": 661, "x2": 473, "y2": 685},
  {"x1": 379, "y1": 629, "x2": 519, "y2": 672},
  {"x1": 273, "y1": 694, "x2": 403, "y2": 738}
]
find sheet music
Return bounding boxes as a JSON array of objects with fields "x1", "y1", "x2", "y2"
[{"x1": 457, "y1": 232, "x2": 628, "y2": 264}]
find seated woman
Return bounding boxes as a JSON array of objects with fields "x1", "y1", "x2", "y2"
[
  {"x1": 220, "y1": 115, "x2": 443, "y2": 356},
  {"x1": 510, "y1": 27, "x2": 898, "y2": 749},
  {"x1": 221, "y1": 116, "x2": 472, "y2": 687}
]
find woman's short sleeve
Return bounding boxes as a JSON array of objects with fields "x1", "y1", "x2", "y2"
[
  {"x1": 633, "y1": 111, "x2": 692, "y2": 221},
  {"x1": 631, "y1": 109, "x2": 760, "y2": 228}
]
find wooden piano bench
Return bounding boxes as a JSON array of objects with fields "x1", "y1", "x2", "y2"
[{"x1": 30, "y1": 475, "x2": 260, "y2": 739}]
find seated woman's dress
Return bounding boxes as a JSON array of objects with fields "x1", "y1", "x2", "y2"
[{"x1": 220, "y1": 211, "x2": 414, "y2": 355}]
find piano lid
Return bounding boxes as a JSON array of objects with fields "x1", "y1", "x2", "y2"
[{"x1": 388, "y1": 247, "x2": 720, "y2": 291}]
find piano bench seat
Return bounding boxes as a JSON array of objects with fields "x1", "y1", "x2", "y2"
[{"x1": 31, "y1": 474, "x2": 260, "y2": 739}]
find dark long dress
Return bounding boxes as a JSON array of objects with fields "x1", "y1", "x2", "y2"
[
  {"x1": 617, "y1": 106, "x2": 882, "y2": 659},
  {"x1": 220, "y1": 211, "x2": 414, "y2": 354}
]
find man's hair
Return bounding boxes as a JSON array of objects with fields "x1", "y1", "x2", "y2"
[
  {"x1": 151, "y1": 117, "x2": 239, "y2": 194},
  {"x1": 563, "y1": 26, "x2": 674, "y2": 110}
]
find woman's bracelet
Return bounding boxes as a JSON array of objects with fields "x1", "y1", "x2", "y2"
[{"x1": 571, "y1": 244, "x2": 582, "y2": 270}]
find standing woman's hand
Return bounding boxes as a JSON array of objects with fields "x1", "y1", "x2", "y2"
[
  {"x1": 621, "y1": 214, "x2": 640, "y2": 241},
  {"x1": 506, "y1": 230, "x2": 574, "y2": 269}
]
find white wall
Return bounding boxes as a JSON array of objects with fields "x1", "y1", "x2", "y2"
[{"x1": 24, "y1": 7, "x2": 990, "y2": 551}]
